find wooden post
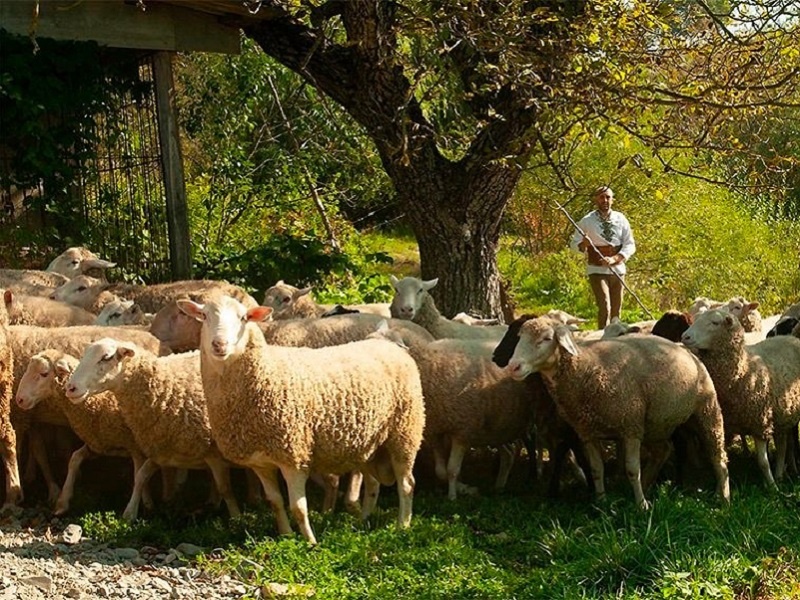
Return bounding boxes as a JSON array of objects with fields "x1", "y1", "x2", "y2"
[{"x1": 153, "y1": 51, "x2": 192, "y2": 280}]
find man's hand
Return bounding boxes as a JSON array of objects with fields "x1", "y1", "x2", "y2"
[{"x1": 602, "y1": 254, "x2": 624, "y2": 266}]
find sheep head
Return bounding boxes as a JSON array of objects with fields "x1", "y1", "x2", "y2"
[
  {"x1": 681, "y1": 308, "x2": 740, "y2": 351},
  {"x1": 16, "y1": 350, "x2": 76, "y2": 410},
  {"x1": 66, "y1": 338, "x2": 137, "y2": 402},
  {"x1": 262, "y1": 280, "x2": 313, "y2": 316},
  {"x1": 389, "y1": 275, "x2": 438, "y2": 320},
  {"x1": 506, "y1": 319, "x2": 578, "y2": 380}
]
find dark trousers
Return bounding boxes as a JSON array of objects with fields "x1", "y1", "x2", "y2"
[{"x1": 589, "y1": 273, "x2": 624, "y2": 330}]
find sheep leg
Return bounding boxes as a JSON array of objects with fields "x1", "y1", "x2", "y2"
[
  {"x1": 622, "y1": 438, "x2": 649, "y2": 509},
  {"x1": 252, "y1": 465, "x2": 292, "y2": 537},
  {"x1": 310, "y1": 472, "x2": 339, "y2": 513},
  {"x1": 495, "y1": 443, "x2": 518, "y2": 491},
  {"x1": 774, "y1": 429, "x2": 788, "y2": 481},
  {"x1": 390, "y1": 457, "x2": 415, "y2": 529},
  {"x1": 641, "y1": 440, "x2": 672, "y2": 492},
  {"x1": 446, "y1": 440, "x2": 469, "y2": 500},
  {"x1": 205, "y1": 457, "x2": 241, "y2": 518},
  {"x1": 753, "y1": 437, "x2": 777, "y2": 489},
  {"x1": 583, "y1": 441, "x2": 606, "y2": 501},
  {"x1": 433, "y1": 443, "x2": 448, "y2": 482},
  {"x1": 244, "y1": 468, "x2": 263, "y2": 505},
  {"x1": 28, "y1": 428, "x2": 60, "y2": 503},
  {"x1": 132, "y1": 453, "x2": 155, "y2": 510},
  {"x1": 1, "y1": 432, "x2": 22, "y2": 507},
  {"x1": 361, "y1": 473, "x2": 381, "y2": 521},
  {"x1": 54, "y1": 444, "x2": 95, "y2": 516},
  {"x1": 344, "y1": 471, "x2": 363, "y2": 516},
  {"x1": 280, "y1": 466, "x2": 315, "y2": 544},
  {"x1": 122, "y1": 459, "x2": 159, "y2": 521}
]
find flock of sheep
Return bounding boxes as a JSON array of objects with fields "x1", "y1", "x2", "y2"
[{"x1": 1, "y1": 247, "x2": 799, "y2": 545}]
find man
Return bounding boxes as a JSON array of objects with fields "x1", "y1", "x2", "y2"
[{"x1": 570, "y1": 186, "x2": 636, "y2": 329}]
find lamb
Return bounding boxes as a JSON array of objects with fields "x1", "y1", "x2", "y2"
[
  {"x1": 52, "y1": 275, "x2": 259, "y2": 315},
  {"x1": 94, "y1": 298, "x2": 152, "y2": 327},
  {"x1": 177, "y1": 295, "x2": 425, "y2": 544},
  {"x1": 389, "y1": 276, "x2": 508, "y2": 341},
  {"x1": 7, "y1": 324, "x2": 170, "y2": 500},
  {"x1": 262, "y1": 280, "x2": 392, "y2": 319},
  {"x1": 45, "y1": 247, "x2": 116, "y2": 280},
  {"x1": 15, "y1": 349, "x2": 150, "y2": 515},
  {"x1": 0, "y1": 297, "x2": 22, "y2": 507},
  {"x1": 369, "y1": 321, "x2": 533, "y2": 500},
  {"x1": 505, "y1": 318, "x2": 730, "y2": 508},
  {"x1": 4, "y1": 290, "x2": 96, "y2": 327},
  {"x1": 150, "y1": 299, "x2": 434, "y2": 354},
  {"x1": 681, "y1": 308, "x2": 800, "y2": 485},
  {"x1": 65, "y1": 339, "x2": 240, "y2": 521}
]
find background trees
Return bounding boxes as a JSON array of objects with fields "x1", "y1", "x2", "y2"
[{"x1": 236, "y1": 0, "x2": 800, "y2": 318}]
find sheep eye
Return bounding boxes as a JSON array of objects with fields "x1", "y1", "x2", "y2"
[
  {"x1": 111, "y1": 312, "x2": 121, "y2": 319},
  {"x1": 100, "y1": 354, "x2": 113, "y2": 363},
  {"x1": 77, "y1": 286, "x2": 87, "y2": 292},
  {"x1": 282, "y1": 297, "x2": 290, "y2": 304},
  {"x1": 71, "y1": 260, "x2": 80, "y2": 265}
]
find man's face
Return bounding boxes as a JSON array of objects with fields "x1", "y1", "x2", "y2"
[{"x1": 594, "y1": 190, "x2": 614, "y2": 213}]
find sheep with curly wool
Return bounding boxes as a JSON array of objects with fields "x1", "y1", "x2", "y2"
[
  {"x1": 65, "y1": 339, "x2": 239, "y2": 521},
  {"x1": 0, "y1": 296, "x2": 21, "y2": 506},
  {"x1": 7, "y1": 324, "x2": 170, "y2": 501},
  {"x1": 369, "y1": 321, "x2": 533, "y2": 500},
  {"x1": 682, "y1": 308, "x2": 800, "y2": 485},
  {"x1": 15, "y1": 349, "x2": 150, "y2": 515},
  {"x1": 4, "y1": 290, "x2": 96, "y2": 327},
  {"x1": 52, "y1": 276, "x2": 259, "y2": 315},
  {"x1": 151, "y1": 298, "x2": 434, "y2": 354},
  {"x1": 177, "y1": 296, "x2": 425, "y2": 545},
  {"x1": 262, "y1": 280, "x2": 392, "y2": 319},
  {"x1": 389, "y1": 276, "x2": 508, "y2": 341},
  {"x1": 506, "y1": 318, "x2": 730, "y2": 508}
]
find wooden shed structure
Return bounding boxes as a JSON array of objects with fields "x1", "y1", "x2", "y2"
[{"x1": 0, "y1": 0, "x2": 277, "y2": 279}]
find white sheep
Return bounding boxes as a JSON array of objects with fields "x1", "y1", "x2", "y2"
[
  {"x1": 94, "y1": 298, "x2": 152, "y2": 327},
  {"x1": 65, "y1": 339, "x2": 240, "y2": 521},
  {"x1": 506, "y1": 318, "x2": 730, "y2": 508},
  {"x1": 369, "y1": 321, "x2": 533, "y2": 499},
  {"x1": 681, "y1": 308, "x2": 800, "y2": 485},
  {"x1": 15, "y1": 349, "x2": 151, "y2": 515},
  {"x1": 7, "y1": 324, "x2": 170, "y2": 501},
  {"x1": 389, "y1": 276, "x2": 508, "y2": 341},
  {"x1": 150, "y1": 299, "x2": 434, "y2": 354},
  {"x1": 262, "y1": 280, "x2": 392, "y2": 319},
  {"x1": 46, "y1": 247, "x2": 116, "y2": 279},
  {"x1": 689, "y1": 296, "x2": 762, "y2": 332},
  {"x1": 0, "y1": 268, "x2": 69, "y2": 297},
  {"x1": 3, "y1": 290, "x2": 96, "y2": 327},
  {"x1": 0, "y1": 299, "x2": 22, "y2": 507},
  {"x1": 177, "y1": 296, "x2": 426, "y2": 545},
  {"x1": 52, "y1": 276, "x2": 259, "y2": 315}
]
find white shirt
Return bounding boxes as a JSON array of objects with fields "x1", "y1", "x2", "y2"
[{"x1": 569, "y1": 209, "x2": 636, "y2": 275}]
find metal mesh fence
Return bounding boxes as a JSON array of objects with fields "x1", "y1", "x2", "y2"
[{"x1": 0, "y1": 50, "x2": 171, "y2": 281}]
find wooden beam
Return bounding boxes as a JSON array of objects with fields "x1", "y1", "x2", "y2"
[
  {"x1": 0, "y1": 0, "x2": 241, "y2": 53},
  {"x1": 153, "y1": 51, "x2": 192, "y2": 281}
]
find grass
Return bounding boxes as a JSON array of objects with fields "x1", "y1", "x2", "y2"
[{"x1": 73, "y1": 451, "x2": 800, "y2": 600}]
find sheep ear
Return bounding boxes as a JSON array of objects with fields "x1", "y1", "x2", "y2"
[
  {"x1": 745, "y1": 301, "x2": 760, "y2": 311},
  {"x1": 116, "y1": 343, "x2": 137, "y2": 360},
  {"x1": 246, "y1": 306, "x2": 273, "y2": 322},
  {"x1": 295, "y1": 287, "x2": 313, "y2": 298},
  {"x1": 628, "y1": 326, "x2": 642, "y2": 333},
  {"x1": 566, "y1": 317, "x2": 588, "y2": 325},
  {"x1": 422, "y1": 278, "x2": 439, "y2": 291},
  {"x1": 3, "y1": 289, "x2": 12, "y2": 307},
  {"x1": 177, "y1": 299, "x2": 206, "y2": 322},
  {"x1": 389, "y1": 275, "x2": 399, "y2": 287},
  {"x1": 376, "y1": 319, "x2": 390, "y2": 334},
  {"x1": 81, "y1": 258, "x2": 116, "y2": 272},
  {"x1": 276, "y1": 280, "x2": 284, "y2": 286},
  {"x1": 555, "y1": 325, "x2": 579, "y2": 356},
  {"x1": 54, "y1": 358, "x2": 74, "y2": 382}
]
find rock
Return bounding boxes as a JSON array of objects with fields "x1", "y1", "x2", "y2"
[
  {"x1": 175, "y1": 543, "x2": 204, "y2": 558},
  {"x1": 19, "y1": 574, "x2": 53, "y2": 592},
  {"x1": 114, "y1": 547, "x2": 139, "y2": 561},
  {"x1": 62, "y1": 523, "x2": 83, "y2": 545}
]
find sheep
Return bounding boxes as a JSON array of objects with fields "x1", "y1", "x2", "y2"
[
  {"x1": 505, "y1": 318, "x2": 730, "y2": 508},
  {"x1": 150, "y1": 299, "x2": 434, "y2": 354},
  {"x1": 3, "y1": 290, "x2": 96, "y2": 327},
  {"x1": 177, "y1": 295, "x2": 426, "y2": 545},
  {"x1": 7, "y1": 324, "x2": 170, "y2": 501},
  {"x1": 15, "y1": 349, "x2": 151, "y2": 515},
  {"x1": 65, "y1": 339, "x2": 240, "y2": 521},
  {"x1": 451, "y1": 312, "x2": 502, "y2": 326},
  {"x1": 52, "y1": 275, "x2": 259, "y2": 315},
  {"x1": 369, "y1": 321, "x2": 534, "y2": 500},
  {"x1": 0, "y1": 268, "x2": 70, "y2": 297},
  {"x1": 767, "y1": 317, "x2": 799, "y2": 338},
  {"x1": 45, "y1": 247, "x2": 116, "y2": 280},
  {"x1": 0, "y1": 297, "x2": 22, "y2": 507},
  {"x1": 389, "y1": 276, "x2": 508, "y2": 341},
  {"x1": 601, "y1": 317, "x2": 657, "y2": 339},
  {"x1": 94, "y1": 298, "x2": 152, "y2": 327},
  {"x1": 262, "y1": 280, "x2": 392, "y2": 319},
  {"x1": 688, "y1": 296, "x2": 762, "y2": 332},
  {"x1": 681, "y1": 308, "x2": 800, "y2": 486}
]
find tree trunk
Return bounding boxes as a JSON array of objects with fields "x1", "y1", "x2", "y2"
[{"x1": 386, "y1": 158, "x2": 523, "y2": 320}]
